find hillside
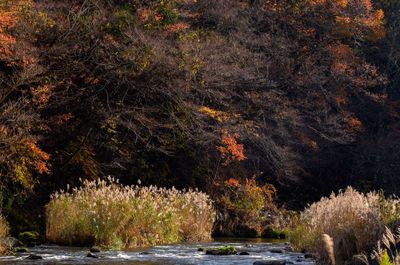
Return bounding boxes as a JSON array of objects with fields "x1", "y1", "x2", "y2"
[{"x1": 0, "y1": 0, "x2": 399, "y2": 235}]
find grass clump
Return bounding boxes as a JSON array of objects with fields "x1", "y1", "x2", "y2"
[
  {"x1": 46, "y1": 177, "x2": 216, "y2": 248},
  {"x1": 0, "y1": 214, "x2": 10, "y2": 254},
  {"x1": 288, "y1": 187, "x2": 385, "y2": 264}
]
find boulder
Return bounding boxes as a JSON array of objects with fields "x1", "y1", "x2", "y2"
[
  {"x1": 87, "y1": 252, "x2": 98, "y2": 258},
  {"x1": 304, "y1": 253, "x2": 315, "y2": 259},
  {"x1": 239, "y1": 251, "x2": 250, "y2": 255},
  {"x1": 283, "y1": 246, "x2": 293, "y2": 252},
  {"x1": 206, "y1": 246, "x2": 237, "y2": 255},
  {"x1": 270, "y1": 249, "x2": 284, "y2": 254},
  {"x1": 15, "y1": 247, "x2": 28, "y2": 253},
  {"x1": 0, "y1": 237, "x2": 18, "y2": 248}
]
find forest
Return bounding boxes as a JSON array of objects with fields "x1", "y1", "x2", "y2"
[{"x1": 0, "y1": 0, "x2": 400, "y2": 264}]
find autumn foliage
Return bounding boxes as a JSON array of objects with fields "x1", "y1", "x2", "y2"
[
  {"x1": 213, "y1": 176, "x2": 277, "y2": 237},
  {"x1": 216, "y1": 129, "x2": 246, "y2": 165},
  {"x1": 0, "y1": 0, "x2": 399, "y2": 238},
  {"x1": 0, "y1": 0, "x2": 50, "y2": 191}
]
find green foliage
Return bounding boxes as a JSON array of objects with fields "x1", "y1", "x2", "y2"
[
  {"x1": 262, "y1": 227, "x2": 286, "y2": 239},
  {"x1": 18, "y1": 231, "x2": 40, "y2": 243},
  {"x1": 288, "y1": 224, "x2": 320, "y2": 252},
  {"x1": 377, "y1": 191, "x2": 400, "y2": 229},
  {"x1": 15, "y1": 247, "x2": 28, "y2": 253},
  {"x1": 381, "y1": 250, "x2": 394, "y2": 265},
  {"x1": 215, "y1": 246, "x2": 237, "y2": 254},
  {"x1": 156, "y1": 0, "x2": 179, "y2": 26}
]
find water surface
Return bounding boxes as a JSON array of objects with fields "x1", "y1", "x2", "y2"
[{"x1": 0, "y1": 239, "x2": 315, "y2": 265}]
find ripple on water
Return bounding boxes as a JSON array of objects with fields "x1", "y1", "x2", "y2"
[{"x1": 0, "y1": 242, "x2": 315, "y2": 265}]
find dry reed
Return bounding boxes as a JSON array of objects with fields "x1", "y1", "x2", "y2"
[
  {"x1": 0, "y1": 215, "x2": 9, "y2": 255},
  {"x1": 46, "y1": 177, "x2": 216, "y2": 248},
  {"x1": 289, "y1": 187, "x2": 385, "y2": 265}
]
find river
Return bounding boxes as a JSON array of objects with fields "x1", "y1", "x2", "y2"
[{"x1": 0, "y1": 239, "x2": 315, "y2": 265}]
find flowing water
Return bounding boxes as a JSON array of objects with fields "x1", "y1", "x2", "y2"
[{"x1": 0, "y1": 239, "x2": 315, "y2": 265}]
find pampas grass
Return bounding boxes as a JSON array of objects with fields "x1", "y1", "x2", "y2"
[
  {"x1": 289, "y1": 187, "x2": 385, "y2": 265},
  {"x1": 46, "y1": 177, "x2": 216, "y2": 248},
  {"x1": 321, "y1": 234, "x2": 335, "y2": 265},
  {"x1": 0, "y1": 215, "x2": 9, "y2": 255},
  {"x1": 358, "y1": 226, "x2": 400, "y2": 265}
]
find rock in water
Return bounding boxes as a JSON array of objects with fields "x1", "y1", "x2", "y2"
[
  {"x1": 26, "y1": 254, "x2": 43, "y2": 260},
  {"x1": 304, "y1": 253, "x2": 315, "y2": 259},
  {"x1": 254, "y1": 261, "x2": 286, "y2": 265},
  {"x1": 206, "y1": 250, "x2": 223, "y2": 255},
  {"x1": 283, "y1": 246, "x2": 293, "y2": 252},
  {"x1": 239, "y1": 251, "x2": 250, "y2": 255},
  {"x1": 15, "y1": 247, "x2": 28, "y2": 253},
  {"x1": 206, "y1": 246, "x2": 237, "y2": 255},
  {"x1": 87, "y1": 252, "x2": 98, "y2": 258},
  {"x1": 270, "y1": 249, "x2": 284, "y2": 253},
  {"x1": 1, "y1": 237, "x2": 18, "y2": 248}
]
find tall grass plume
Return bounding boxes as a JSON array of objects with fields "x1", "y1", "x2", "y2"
[
  {"x1": 289, "y1": 187, "x2": 384, "y2": 265},
  {"x1": 0, "y1": 214, "x2": 10, "y2": 254},
  {"x1": 46, "y1": 177, "x2": 216, "y2": 248}
]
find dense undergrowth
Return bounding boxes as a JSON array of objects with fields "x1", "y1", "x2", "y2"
[{"x1": 46, "y1": 178, "x2": 215, "y2": 248}]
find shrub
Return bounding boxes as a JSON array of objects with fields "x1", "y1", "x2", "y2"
[
  {"x1": 213, "y1": 177, "x2": 276, "y2": 237},
  {"x1": 46, "y1": 178, "x2": 215, "y2": 248},
  {"x1": 289, "y1": 187, "x2": 384, "y2": 265}
]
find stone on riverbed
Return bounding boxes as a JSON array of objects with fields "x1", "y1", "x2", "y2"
[
  {"x1": 304, "y1": 253, "x2": 315, "y2": 259},
  {"x1": 15, "y1": 247, "x2": 28, "y2": 253},
  {"x1": 87, "y1": 252, "x2": 98, "y2": 258},
  {"x1": 0, "y1": 237, "x2": 19, "y2": 248},
  {"x1": 270, "y1": 249, "x2": 284, "y2": 253},
  {"x1": 206, "y1": 246, "x2": 237, "y2": 255},
  {"x1": 26, "y1": 254, "x2": 43, "y2": 260},
  {"x1": 239, "y1": 251, "x2": 250, "y2": 255}
]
